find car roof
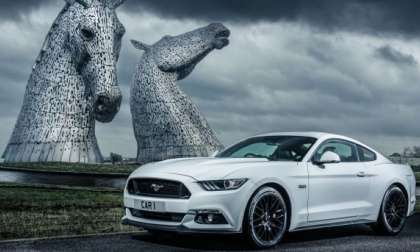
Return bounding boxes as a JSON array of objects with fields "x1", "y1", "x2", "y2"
[
  {"x1": 234, "y1": 131, "x2": 389, "y2": 162},
  {"x1": 254, "y1": 131, "x2": 368, "y2": 147},
  {"x1": 255, "y1": 131, "x2": 332, "y2": 139}
]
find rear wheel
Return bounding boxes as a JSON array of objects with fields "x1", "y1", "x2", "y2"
[
  {"x1": 372, "y1": 185, "x2": 408, "y2": 235},
  {"x1": 244, "y1": 186, "x2": 288, "y2": 249}
]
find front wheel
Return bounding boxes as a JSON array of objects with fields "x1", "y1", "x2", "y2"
[
  {"x1": 243, "y1": 186, "x2": 288, "y2": 249},
  {"x1": 372, "y1": 185, "x2": 408, "y2": 235}
]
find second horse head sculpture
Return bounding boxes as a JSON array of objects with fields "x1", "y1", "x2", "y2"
[{"x1": 130, "y1": 23, "x2": 230, "y2": 163}]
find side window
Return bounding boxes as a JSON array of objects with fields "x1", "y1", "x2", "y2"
[
  {"x1": 357, "y1": 145, "x2": 376, "y2": 162},
  {"x1": 314, "y1": 140, "x2": 358, "y2": 162}
]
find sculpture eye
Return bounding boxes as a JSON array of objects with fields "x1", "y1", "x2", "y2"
[{"x1": 81, "y1": 28, "x2": 95, "y2": 41}]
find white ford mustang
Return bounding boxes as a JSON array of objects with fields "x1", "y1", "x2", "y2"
[{"x1": 122, "y1": 132, "x2": 416, "y2": 248}]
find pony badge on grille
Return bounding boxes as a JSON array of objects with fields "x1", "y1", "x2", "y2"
[{"x1": 151, "y1": 184, "x2": 165, "y2": 192}]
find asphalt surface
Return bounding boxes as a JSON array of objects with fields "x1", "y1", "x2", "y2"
[{"x1": 1, "y1": 215, "x2": 419, "y2": 252}]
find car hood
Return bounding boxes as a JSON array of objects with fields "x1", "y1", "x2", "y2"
[{"x1": 131, "y1": 157, "x2": 272, "y2": 180}]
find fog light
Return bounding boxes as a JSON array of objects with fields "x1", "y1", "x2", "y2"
[{"x1": 193, "y1": 210, "x2": 228, "y2": 224}]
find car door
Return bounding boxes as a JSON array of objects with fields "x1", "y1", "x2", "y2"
[{"x1": 307, "y1": 139, "x2": 371, "y2": 225}]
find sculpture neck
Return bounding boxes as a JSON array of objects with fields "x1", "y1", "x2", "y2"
[{"x1": 134, "y1": 54, "x2": 179, "y2": 94}]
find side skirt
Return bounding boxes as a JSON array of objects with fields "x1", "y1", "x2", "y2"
[{"x1": 290, "y1": 219, "x2": 375, "y2": 232}]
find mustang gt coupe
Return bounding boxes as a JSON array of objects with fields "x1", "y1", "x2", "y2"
[{"x1": 122, "y1": 132, "x2": 416, "y2": 248}]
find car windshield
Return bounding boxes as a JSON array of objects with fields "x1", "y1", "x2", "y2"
[{"x1": 217, "y1": 136, "x2": 317, "y2": 161}]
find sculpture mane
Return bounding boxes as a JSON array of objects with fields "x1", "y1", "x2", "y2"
[
  {"x1": 2, "y1": 0, "x2": 126, "y2": 163},
  {"x1": 130, "y1": 23, "x2": 230, "y2": 163}
]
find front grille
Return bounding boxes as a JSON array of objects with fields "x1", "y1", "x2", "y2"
[
  {"x1": 127, "y1": 178, "x2": 191, "y2": 199},
  {"x1": 129, "y1": 208, "x2": 185, "y2": 222}
]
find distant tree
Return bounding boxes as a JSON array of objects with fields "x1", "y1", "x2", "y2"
[
  {"x1": 413, "y1": 146, "x2": 420, "y2": 158},
  {"x1": 403, "y1": 147, "x2": 413, "y2": 157},
  {"x1": 110, "y1": 152, "x2": 123, "y2": 164}
]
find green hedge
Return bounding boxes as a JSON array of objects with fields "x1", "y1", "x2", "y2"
[{"x1": 0, "y1": 162, "x2": 139, "y2": 175}]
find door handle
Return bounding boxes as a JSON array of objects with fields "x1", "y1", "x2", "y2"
[{"x1": 356, "y1": 171, "x2": 366, "y2": 177}]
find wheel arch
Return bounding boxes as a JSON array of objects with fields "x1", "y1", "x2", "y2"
[
  {"x1": 372, "y1": 181, "x2": 410, "y2": 235},
  {"x1": 376, "y1": 181, "x2": 410, "y2": 220},
  {"x1": 383, "y1": 180, "x2": 410, "y2": 204},
  {"x1": 265, "y1": 182, "x2": 292, "y2": 230},
  {"x1": 242, "y1": 182, "x2": 293, "y2": 232},
  {"x1": 390, "y1": 182, "x2": 409, "y2": 205}
]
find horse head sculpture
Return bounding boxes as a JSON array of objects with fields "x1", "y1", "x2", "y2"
[
  {"x1": 2, "y1": 0, "x2": 126, "y2": 163},
  {"x1": 131, "y1": 23, "x2": 230, "y2": 80},
  {"x1": 67, "y1": 0, "x2": 124, "y2": 122},
  {"x1": 130, "y1": 23, "x2": 230, "y2": 163}
]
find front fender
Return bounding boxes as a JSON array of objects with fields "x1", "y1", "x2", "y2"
[{"x1": 237, "y1": 176, "x2": 307, "y2": 231}]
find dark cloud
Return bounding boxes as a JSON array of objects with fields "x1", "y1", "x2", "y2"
[
  {"x1": 4, "y1": 0, "x2": 420, "y2": 37},
  {"x1": 122, "y1": 0, "x2": 420, "y2": 37},
  {"x1": 0, "y1": 0, "x2": 55, "y2": 21},
  {"x1": 375, "y1": 45, "x2": 417, "y2": 66}
]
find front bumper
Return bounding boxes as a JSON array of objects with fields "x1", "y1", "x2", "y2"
[
  {"x1": 122, "y1": 175, "x2": 253, "y2": 233},
  {"x1": 122, "y1": 211, "x2": 240, "y2": 234}
]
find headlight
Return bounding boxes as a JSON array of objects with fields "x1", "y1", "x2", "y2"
[{"x1": 198, "y1": 178, "x2": 248, "y2": 191}]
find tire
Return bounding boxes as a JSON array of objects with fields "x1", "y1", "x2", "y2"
[
  {"x1": 243, "y1": 186, "x2": 288, "y2": 249},
  {"x1": 372, "y1": 185, "x2": 408, "y2": 235}
]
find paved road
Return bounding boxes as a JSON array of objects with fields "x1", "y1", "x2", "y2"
[{"x1": 1, "y1": 215, "x2": 420, "y2": 252}]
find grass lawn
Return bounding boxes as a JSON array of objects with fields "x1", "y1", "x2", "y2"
[
  {"x1": 0, "y1": 183, "x2": 136, "y2": 240},
  {"x1": 0, "y1": 162, "x2": 139, "y2": 175}
]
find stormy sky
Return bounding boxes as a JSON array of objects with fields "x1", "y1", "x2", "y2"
[{"x1": 2, "y1": 0, "x2": 420, "y2": 158}]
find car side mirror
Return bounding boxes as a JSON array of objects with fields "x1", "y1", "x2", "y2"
[{"x1": 314, "y1": 151, "x2": 341, "y2": 166}]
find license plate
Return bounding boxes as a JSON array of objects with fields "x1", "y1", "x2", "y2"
[{"x1": 134, "y1": 199, "x2": 165, "y2": 212}]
